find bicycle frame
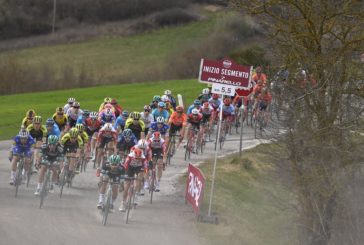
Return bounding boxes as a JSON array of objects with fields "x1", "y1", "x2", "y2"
[
  {"x1": 102, "y1": 179, "x2": 119, "y2": 226},
  {"x1": 14, "y1": 153, "x2": 26, "y2": 198},
  {"x1": 125, "y1": 175, "x2": 137, "y2": 224}
]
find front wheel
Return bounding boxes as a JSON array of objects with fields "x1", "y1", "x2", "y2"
[
  {"x1": 39, "y1": 171, "x2": 50, "y2": 208},
  {"x1": 102, "y1": 188, "x2": 111, "y2": 226}
]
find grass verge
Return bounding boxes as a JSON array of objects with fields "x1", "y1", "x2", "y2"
[
  {"x1": 195, "y1": 143, "x2": 298, "y2": 245},
  {"x1": 0, "y1": 79, "x2": 205, "y2": 140}
]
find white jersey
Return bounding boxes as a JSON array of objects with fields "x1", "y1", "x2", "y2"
[
  {"x1": 140, "y1": 112, "x2": 154, "y2": 128},
  {"x1": 148, "y1": 138, "x2": 165, "y2": 149},
  {"x1": 66, "y1": 108, "x2": 83, "y2": 120}
]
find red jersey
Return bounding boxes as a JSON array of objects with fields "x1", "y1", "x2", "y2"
[
  {"x1": 130, "y1": 145, "x2": 152, "y2": 162},
  {"x1": 257, "y1": 93, "x2": 272, "y2": 103},
  {"x1": 187, "y1": 114, "x2": 203, "y2": 124},
  {"x1": 85, "y1": 118, "x2": 102, "y2": 131},
  {"x1": 97, "y1": 128, "x2": 117, "y2": 142},
  {"x1": 123, "y1": 151, "x2": 147, "y2": 169}
]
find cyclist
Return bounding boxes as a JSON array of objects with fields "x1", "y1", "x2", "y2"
[
  {"x1": 209, "y1": 93, "x2": 222, "y2": 123},
  {"x1": 52, "y1": 107, "x2": 68, "y2": 132},
  {"x1": 110, "y1": 98, "x2": 122, "y2": 118},
  {"x1": 150, "y1": 95, "x2": 161, "y2": 110},
  {"x1": 161, "y1": 95, "x2": 174, "y2": 116},
  {"x1": 97, "y1": 155, "x2": 125, "y2": 211},
  {"x1": 85, "y1": 112, "x2": 102, "y2": 160},
  {"x1": 117, "y1": 129, "x2": 138, "y2": 160},
  {"x1": 45, "y1": 118, "x2": 61, "y2": 139},
  {"x1": 187, "y1": 99, "x2": 202, "y2": 114},
  {"x1": 252, "y1": 66, "x2": 267, "y2": 86},
  {"x1": 220, "y1": 98, "x2": 235, "y2": 133},
  {"x1": 9, "y1": 131, "x2": 35, "y2": 185},
  {"x1": 147, "y1": 132, "x2": 166, "y2": 191},
  {"x1": 63, "y1": 97, "x2": 76, "y2": 114},
  {"x1": 164, "y1": 90, "x2": 177, "y2": 110},
  {"x1": 95, "y1": 123, "x2": 118, "y2": 177},
  {"x1": 197, "y1": 88, "x2": 211, "y2": 103},
  {"x1": 187, "y1": 109, "x2": 203, "y2": 153},
  {"x1": 168, "y1": 105, "x2": 187, "y2": 149},
  {"x1": 27, "y1": 116, "x2": 47, "y2": 168},
  {"x1": 140, "y1": 105, "x2": 154, "y2": 136},
  {"x1": 66, "y1": 101, "x2": 83, "y2": 128},
  {"x1": 131, "y1": 139, "x2": 152, "y2": 191},
  {"x1": 114, "y1": 111, "x2": 129, "y2": 133},
  {"x1": 75, "y1": 123, "x2": 89, "y2": 172},
  {"x1": 152, "y1": 102, "x2": 169, "y2": 121},
  {"x1": 125, "y1": 112, "x2": 145, "y2": 140},
  {"x1": 98, "y1": 97, "x2": 112, "y2": 112},
  {"x1": 22, "y1": 109, "x2": 36, "y2": 128},
  {"x1": 34, "y1": 135, "x2": 64, "y2": 195},
  {"x1": 60, "y1": 128, "x2": 83, "y2": 180},
  {"x1": 99, "y1": 108, "x2": 116, "y2": 125},
  {"x1": 119, "y1": 148, "x2": 147, "y2": 212},
  {"x1": 76, "y1": 109, "x2": 90, "y2": 125},
  {"x1": 256, "y1": 87, "x2": 272, "y2": 127},
  {"x1": 200, "y1": 102, "x2": 213, "y2": 139}
]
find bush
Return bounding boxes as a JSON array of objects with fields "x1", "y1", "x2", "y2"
[
  {"x1": 229, "y1": 45, "x2": 270, "y2": 67},
  {"x1": 154, "y1": 8, "x2": 199, "y2": 27}
]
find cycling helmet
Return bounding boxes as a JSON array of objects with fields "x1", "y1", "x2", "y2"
[
  {"x1": 176, "y1": 106, "x2": 184, "y2": 113},
  {"x1": 131, "y1": 112, "x2": 141, "y2": 120},
  {"x1": 152, "y1": 131, "x2": 161, "y2": 140},
  {"x1": 133, "y1": 148, "x2": 143, "y2": 159},
  {"x1": 121, "y1": 111, "x2": 129, "y2": 118},
  {"x1": 19, "y1": 130, "x2": 29, "y2": 139},
  {"x1": 83, "y1": 110, "x2": 90, "y2": 117},
  {"x1": 203, "y1": 102, "x2": 210, "y2": 109},
  {"x1": 152, "y1": 95, "x2": 161, "y2": 102},
  {"x1": 192, "y1": 108, "x2": 199, "y2": 115},
  {"x1": 104, "y1": 97, "x2": 112, "y2": 103},
  {"x1": 90, "y1": 112, "x2": 98, "y2": 119},
  {"x1": 103, "y1": 123, "x2": 113, "y2": 131},
  {"x1": 156, "y1": 116, "x2": 165, "y2": 124},
  {"x1": 123, "y1": 129, "x2": 133, "y2": 137},
  {"x1": 46, "y1": 118, "x2": 55, "y2": 126},
  {"x1": 223, "y1": 98, "x2": 231, "y2": 106},
  {"x1": 69, "y1": 128, "x2": 79, "y2": 137},
  {"x1": 137, "y1": 139, "x2": 148, "y2": 149},
  {"x1": 48, "y1": 135, "x2": 59, "y2": 145},
  {"x1": 56, "y1": 107, "x2": 64, "y2": 114},
  {"x1": 193, "y1": 99, "x2": 201, "y2": 106},
  {"x1": 109, "y1": 154, "x2": 120, "y2": 165},
  {"x1": 212, "y1": 93, "x2": 219, "y2": 99},
  {"x1": 144, "y1": 105, "x2": 151, "y2": 111},
  {"x1": 26, "y1": 109, "x2": 36, "y2": 118},
  {"x1": 202, "y1": 88, "x2": 209, "y2": 95},
  {"x1": 161, "y1": 95, "x2": 170, "y2": 102},
  {"x1": 164, "y1": 90, "x2": 172, "y2": 95},
  {"x1": 76, "y1": 123, "x2": 85, "y2": 132},
  {"x1": 68, "y1": 98, "x2": 76, "y2": 103},
  {"x1": 33, "y1": 116, "x2": 42, "y2": 123},
  {"x1": 72, "y1": 101, "x2": 80, "y2": 108},
  {"x1": 158, "y1": 102, "x2": 166, "y2": 108},
  {"x1": 105, "y1": 108, "x2": 113, "y2": 117}
]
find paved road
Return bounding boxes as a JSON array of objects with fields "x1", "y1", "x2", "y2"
[{"x1": 0, "y1": 124, "x2": 267, "y2": 245}]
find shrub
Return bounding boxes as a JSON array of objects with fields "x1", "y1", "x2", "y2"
[{"x1": 153, "y1": 8, "x2": 199, "y2": 27}]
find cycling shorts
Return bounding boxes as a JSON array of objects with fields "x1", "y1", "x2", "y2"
[
  {"x1": 86, "y1": 127, "x2": 99, "y2": 137},
  {"x1": 63, "y1": 142, "x2": 78, "y2": 154},
  {"x1": 151, "y1": 148, "x2": 163, "y2": 160},
  {"x1": 169, "y1": 124, "x2": 182, "y2": 135},
  {"x1": 12, "y1": 147, "x2": 32, "y2": 158},
  {"x1": 259, "y1": 101, "x2": 268, "y2": 111},
  {"x1": 126, "y1": 166, "x2": 143, "y2": 178},
  {"x1": 98, "y1": 137, "x2": 113, "y2": 149}
]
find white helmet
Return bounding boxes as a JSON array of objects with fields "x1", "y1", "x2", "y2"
[
  {"x1": 161, "y1": 95, "x2": 170, "y2": 102},
  {"x1": 202, "y1": 88, "x2": 209, "y2": 95},
  {"x1": 192, "y1": 108, "x2": 199, "y2": 115},
  {"x1": 156, "y1": 116, "x2": 165, "y2": 123},
  {"x1": 164, "y1": 90, "x2": 172, "y2": 95},
  {"x1": 104, "y1": 123, "x2": 113, "y2": 131},
  {"x1": 137, "y1": 139, "x2": 148, "y2": 149}
]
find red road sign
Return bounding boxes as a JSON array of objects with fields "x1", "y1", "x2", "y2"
[
  {"x1": 185, "y1": 164, "x2": 205, "y2": 216},
  {"x1": 198, "y1": 58, "x2": 253, "y2": 96}
]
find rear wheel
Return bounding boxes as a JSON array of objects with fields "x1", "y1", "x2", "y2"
[
  {"x1": 14, "y1": 160, "x2": 24, "y2": 198},
  {"x1": 39, "y1": 171, "x2": 50, "y2": 208},
  {"x1": 102, "y1": 188, "x2": 111, "y2": 226}
]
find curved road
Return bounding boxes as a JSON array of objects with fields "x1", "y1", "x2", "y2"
[{"x1": 0, "y1": 124, "x2": 271, "y2": 245}]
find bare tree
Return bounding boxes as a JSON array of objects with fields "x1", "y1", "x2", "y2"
[{"x1": 232, "y1": 1, "x2": 364, "y2": 244}]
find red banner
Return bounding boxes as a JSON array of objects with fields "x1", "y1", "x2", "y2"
[
  {"x1": 198, "y1": 58, "x2": 253, "y2": 96},
  {"x1": 185, "y1": 164, "x2": 205, "y2": 216}
]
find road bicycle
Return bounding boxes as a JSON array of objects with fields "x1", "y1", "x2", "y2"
[
  {"x1": 185, "y1": 127, "x2": 199, "y2": 161},
  {"x1": 39, "y1": 160, "x2": 59, "y2": 208},
  {"x1": 59, "y1": 155, "x2": 77, "y2": 198},
  {"x1": 254, "y1": 108, "x2": 268, "y2": 138},
  {"x1": 124, "y1": 175, "x2": 137, "y2": 224},
  {"x1": 149, "y1": 152, "x2": 161, "y2": 204},
  {"x1": 101, "y1": 175, "x2": 120, "y2": 226},
  {"x1": 14, "y1": 153, "x2": 27, "y2": 198},
  {"x1": 166, "y1": 133, "x2": 178, "y2": 166}
]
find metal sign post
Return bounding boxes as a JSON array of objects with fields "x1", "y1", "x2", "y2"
[{"x1": 239, "y1": 104, "x2": 244, "y2": 156}]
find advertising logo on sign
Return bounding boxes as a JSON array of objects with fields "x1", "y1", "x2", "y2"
[
  {"x1": 185, "y1": 164, "x2": 205, "y2": 216},
  {"x1": 198, "y1": 58, "x2": 253, "y2": 93}
]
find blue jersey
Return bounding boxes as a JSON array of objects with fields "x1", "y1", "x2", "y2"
[
  {"x1": 151, "y1": 109, "x2": 169, "y2": 121},
  {"x1": 222, "y1": 105, "x2": 235, "y2": 115},
  {"x1": 208, "y1": 98, "x2": 221, "y2": 110},
  {"x1": 187, "y1": 105, "x2": 201, "y2": 114},
  {"x1": 12, "y1": 135, "x2": 35, "y2": 157},
  {"x1": 100, "y1": 113, "x2": 116, "y2": 125},
  {"x1": 76, "y1": 115, "x2": 86, "y2": 125},
  {"x1": 117, "y1": 134, "x2": 138, "y2": 147},
  {"x1": 47, "y1": 124, "x2": 61, "y2": 138},
  {"x1": 149, "y1": 122, "x2": 169, "y2": 135},
  {"x1": 114, "y1": 116, "x2": 126, "y2": 130}
]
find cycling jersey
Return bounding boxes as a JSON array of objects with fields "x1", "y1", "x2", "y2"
[
  {"x1": 168, "y1": 111, "x2": 187, "y2": 127},
  {"x1": 27, "y1": 124, "x2": 47, "y2": 141},
  {"x1": 61, "y1": 133, "x2": 83, "y2": 153},
  {"x1": 130, "y1": 146, "x2": 152, "y2": 162},
  {"x1": 187, "y1": 105, "x2": 201, "y2": 114},
  {"x1": 187, "y1": 114, "x2": 203, "y2": 129},
  {"x1": 66, "y1": 108, "x2": 83, "y2": 121},
  {"x1": 114, "y1": 115, "x2": 127, "y2": 131},
  {"x1": 166, "y1": 95, "x2": 177, "y2": 109},
  {"x1": 208, "y1": 98, "x2": 221, "y2": 110},
  {"x1": 201, "y1": 108, "x2": 213, "y2": 123},
  {"x1": 252, "y1": 84, "x2": 265, "y2": 96},
  {"x1": 221, "y1": 105, "x2": 235, "y2": 115},
  {"x1": 117, "y1": 134, "x2": 138, "y2": 150},
  {"x1": 149, "y1": 122, "x2": 169, "y2": 136},
  {"x1": 12, "y1": 135, "x2": 35, "y2": 157},
  {"x1": 52, "y1": 113, "x2": 68, "y2": 129},
  {"x1": 79, "y1": 131, "x2": 89, "y2": 144},
  {"x1": 123, "y1": 151, "x2": 147, "y2": 168},
  {"x1": 22, "y1": 117, "x2": 33, "y2": 128},
  {"x1": 140, "y1": 112, "x2": 154, "y2": 129},
  {"x1": 85, "y1": 118, "x2": 102, "y2": 136},
  {"x1": 125, "y1": 118, "x2": 145, "y2": 140},
  {"x1": 252, "y1": 73, "x2": 267, "y2": 85},
  {"x1": 151, "y1": 109, "x2": 169, "y2": 121},
  {"x1": 147, "y1": 138, "x2": 166, "y2": 152},
  {"x1": 101, "y1": 164, "x2": 125, "y2": 182},
  {"x1": 40, "y1": 143, "x2": 64, "y2": 163},
  {"x1": 99, "y1": 113, "x2": 116, "y2": 125},
  {"x1": 46, "y1": 124, "x2": 61, "y2": 138},
  {"x1": 197, "y1": 94, "x2": 211, "y2": 103}
]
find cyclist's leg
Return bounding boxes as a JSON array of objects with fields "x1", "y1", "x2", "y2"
[
  {"x1": 35, "y1": 162, "x2": 48, "y2": 194},
  {"x1": 10, "y1": 154, "x2": 19, "y2": 183},
  {"x1": 98, "y1": 175, "x2": 108, "y2": 208}
]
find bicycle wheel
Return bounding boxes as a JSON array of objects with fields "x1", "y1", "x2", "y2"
[
  {"x1": 93, "y1": 148, "x2": 98, "y2": 169},
  {"x1": 184, "y1": 138, "x2": 191, "y2": 161},
  {"x1": 59, "y1": 165, "x2": 68, "y2": 198},
  {"x1": 14, "y1": 159, "x2": 24, "y2": 198},
  {"x1": 254, "y1": 113, "x2": 259, "y2": 139},
  {"x1": 102, "y1": 188, "x2": 111, "y2": 226},
  {"x1": 125, "y1": 185, "x2": 134, "y2": 224},
  {"x1": 39, "y1": 170, "x2": 50, "y2": 208},
  {"x1": 150, "y1": 170, "x2": 155, "y2": 204}
]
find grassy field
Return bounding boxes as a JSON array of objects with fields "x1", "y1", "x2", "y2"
[
  {"x1": 0, "y1": 79, "x2": 205, "y2": 140},
  {"x1": 195, "y1": 143, "x2": 298, "y2": 245},
  {"x1": 0, "y1": 14, "x2": 218, "y2": 80}
]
